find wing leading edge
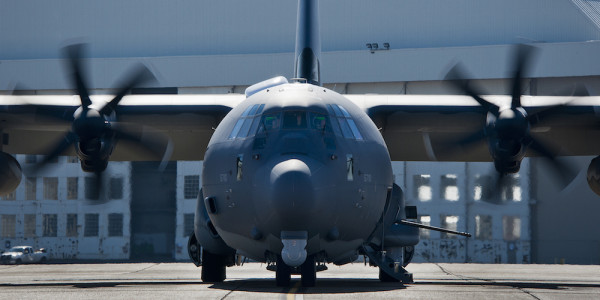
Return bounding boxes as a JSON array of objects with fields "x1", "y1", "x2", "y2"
[
  {"x1": 352, "y1": 94, "x2": 600, "y2": 162},
  {"x1": 0, "y1": 94, "x2": 244, "y2": 161}
]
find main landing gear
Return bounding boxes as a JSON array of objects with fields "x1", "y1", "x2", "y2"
[{"x1": 275, "y1": 255, "x2": 317, "y2": 287}]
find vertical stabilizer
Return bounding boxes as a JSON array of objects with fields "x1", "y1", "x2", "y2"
[{"x1": 294, "y1": 0, "x2": 321, "y2": 86}]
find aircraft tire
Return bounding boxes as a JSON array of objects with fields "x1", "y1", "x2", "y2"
[
  {"x1": 275, "y1": 256, "x2": 291, "y2": 287},
  {"x1": 201, "y1": 249, "x2": 227, "y2": 282},
  {"x1": 300, "y1": 255, "x2": 316, "y2": 287},
  {"x1": 379, "y1": 268, "x2": 400, "y2": 282}
]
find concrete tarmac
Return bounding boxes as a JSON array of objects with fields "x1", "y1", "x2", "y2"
[{"x1": 1, "y1": 262, "x2": 599, "y2": 299}]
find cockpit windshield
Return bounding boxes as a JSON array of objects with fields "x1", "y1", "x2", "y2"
[
  {"x1": 309, "y1": 113, "x2": 327, "y2": 131},
  {"x1": 232, "y1": 108, "x2": 341, "y2": 140},
  {"x1": 259, "y1": 111, "x2": 331, "y2": 133},
  {"x1": 262, "y1": 113, "x2": 281, "y2": 131},
  {"x1": 282, "y1": 111, "x2": 307, "y2": 129}
]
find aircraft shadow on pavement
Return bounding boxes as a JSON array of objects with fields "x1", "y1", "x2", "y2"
[
  {"x1": 0, "y1": 279, "x2": 405, "y2": 293},
  {"x1": 4, "y1": 278, "x2": 598, "y2": 293},
  {"x1": 208, "y1": 278, "x2": 406, "y2": 294}
]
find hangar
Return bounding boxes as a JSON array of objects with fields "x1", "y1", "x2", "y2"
[{"x1": 0, "y1": 0, "x2": 599, "y2": 263}]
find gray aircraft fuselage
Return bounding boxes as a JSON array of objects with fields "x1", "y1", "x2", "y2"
[{"x1": 201, "y1": 82, "x2": 394, "y2": 264}]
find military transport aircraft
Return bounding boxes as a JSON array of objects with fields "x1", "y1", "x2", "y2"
[{"x1": 1, "y1": 0, "x2": 600, "y2": 287}]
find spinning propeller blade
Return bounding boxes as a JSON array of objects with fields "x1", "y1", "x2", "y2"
[{"x1": 27, "y1": 43, "x2": 170, "y2": 196}]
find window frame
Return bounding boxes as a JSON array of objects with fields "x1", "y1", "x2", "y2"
[{"x1": 228, "y1": 104, "x2": 265, "y2": 139}]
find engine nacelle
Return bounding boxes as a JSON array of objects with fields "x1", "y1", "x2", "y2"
[
  {"x1": 0, "y1": 152, "x2": 22, "y2": 195},
  {"x1": 587, "y1": 156, "x2": 600, "y2": 196},
  {"x1": 489, "y1": 138, "x2": 526, "y2": 174},
  {"x1": 75, "y1": 138, "x2": 113, "y2": 172}
]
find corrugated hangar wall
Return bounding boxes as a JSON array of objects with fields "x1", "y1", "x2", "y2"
[
  {"x1": 1, "y1": 0, "x2": 600, "y2": 93},
  {"x1": 2, "y1": 0, "x2": 599, "y2": 59}
]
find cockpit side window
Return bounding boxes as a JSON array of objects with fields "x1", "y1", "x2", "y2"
[
  {"x1": 228, "y1": 104, "x2": 265, "y2": 139},
  {"x1": 326, "y1": 104, "x2": 363, "y2": 140}
]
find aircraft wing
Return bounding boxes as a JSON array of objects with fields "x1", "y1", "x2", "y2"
[
  {"x1": 0, "y1": 94, "x2": 245, "y2": 161},
  {"x1": 349, "y1": 94, "x2": 600, "y2": 162}
]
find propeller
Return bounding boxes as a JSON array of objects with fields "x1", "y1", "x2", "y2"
[
  {"x1": 28, "y1": 43, "x2": 172, "y2": 199},
  {"x1": 445, "y1": 44, "x2": 576, "y2": 195}
]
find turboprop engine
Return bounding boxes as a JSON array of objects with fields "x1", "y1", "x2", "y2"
[{"x1": 0, "y1": 152, "x2": 22, "y2": 195}]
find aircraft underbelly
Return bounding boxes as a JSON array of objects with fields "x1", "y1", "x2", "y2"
[{"x1": 202, "y1": 146, "x2": 392, "y2": 262}]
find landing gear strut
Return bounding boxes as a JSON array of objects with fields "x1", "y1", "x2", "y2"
[
  {"x1": 300, "y1": 255, "x2": 316, "y2": 287},
  {"x1": 276, "y1": 255, "x2": 291, "y2": 287},
  {"x1": 275, "y1": 255, "x2": 317, "y2": 287}
]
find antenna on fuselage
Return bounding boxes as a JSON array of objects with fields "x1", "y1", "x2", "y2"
[{"x1": 294, "y1": 0, "x2": 321, "y2": 86}]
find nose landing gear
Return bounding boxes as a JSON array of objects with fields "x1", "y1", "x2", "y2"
[{"x1": 275, "y1": 254, "x2": 317, "y2": 287}]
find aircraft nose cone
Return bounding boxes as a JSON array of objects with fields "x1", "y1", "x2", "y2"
[{"x1": 269, "y1": 159, "x2": 316, "y2": 222}]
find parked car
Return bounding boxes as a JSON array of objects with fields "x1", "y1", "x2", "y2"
[{"x1": 0, "y1": 246, "x2": 48, "y2": 264}]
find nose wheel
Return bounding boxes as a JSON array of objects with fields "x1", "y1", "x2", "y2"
[{"x1": 275, "y1": 255, "x2": 317, "y2": 287}]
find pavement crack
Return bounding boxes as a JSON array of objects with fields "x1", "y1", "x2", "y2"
[
  {"x1": 126, "y1": 263, "x2": 161, "y2": 274},
  {"x1": 435, "y1": 263, "x2": 470, "y2": 280},
  {"x1": 220, "y1": 281, "x2": 245, "y2": 300},
  {"x1": 435, "y1": 263, "x2": 541, "y2": 300},
  {"x1": 517, "y1": 288, "x2": 542, "y2": 300}
]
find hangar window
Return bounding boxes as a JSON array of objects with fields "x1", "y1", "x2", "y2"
[
  {"x1": 43, "y1": 177, "x2": 58, "y2": 200},
  {"x1": 108, "y1": 213, "x2": 123, "y2": 237},
  {"x1": 327, "y1": 104, "x2": 363, "y2": 140},
  {"x1": 43, "y1": 214, "x2": 57, "y2": 237},
  {"x1": 84, "y1": 214, "x2": 99, "y2": 237},
  {"x1": 413, "y1": 174, "x2": 431, "y2": 201},
  {"x1": 503, "y1": 216, "x2": 521, "y2": 241},
  {"x1": 67, "y1": 177, "x2": 78, "y2": 200},
  {"x1": 24, "y1": 214, "x2": 36, "y2": 237},
  {"x1": 475, "y1": 215, "x2": 492, "y2": 240},
  {"x1": 419, "y1": 215, "x2": 431, "y2": 239},
  {"x1": 85, "y1": 177, "x2": 99, "y2": 200},
  {"x1": 473, "y1": 175, "x2": 492, "y2": 201},
  {"x1": 184, "y1": 175, "x2": 200, "y2": 199},
  {"x1": 1, "y1": 215, "x2": 16, "y2": 238},
  {"x1": 66, "y1": 214, "x2": 77, "y2": 237},
  {"x1": 502, "y1": 174, "x2": 521, "y2": 202},
  {"x1": 26, "y1": 177, "x2": 36, "y2": 200},
  {"x1": 184, "y1": 214, "x2": 194, "y2": 237},
  {"x1": 441, "y1": 174, "x2": 459, "y2": 201},
  {"x1": 228, "y1": 104, "x2": 265, "y2": 139},
  {"x1": 440, "y1": 215, "x2": 459, "y2": 239},
  {"x1": 110, "y1": 177, "x2": 124, "y2": 200}
]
